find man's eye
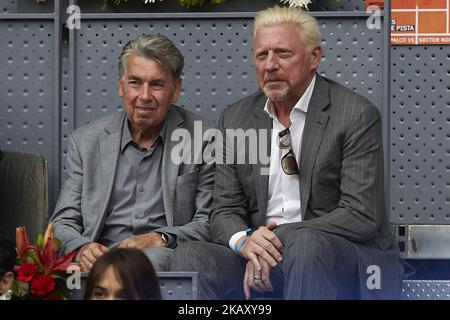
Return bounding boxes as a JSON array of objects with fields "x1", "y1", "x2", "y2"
[
  {"x1": 278, "y1": 51, "x2": 292, "y2": 58},
  {"x1": 256, "y1": 53, "x2": 267, "y2": 60},
  {"x1": 152, "y1": 83, "x2": 164, "y2": 89}
]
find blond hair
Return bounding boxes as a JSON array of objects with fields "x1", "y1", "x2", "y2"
[{"x1": 253, "y1": 6, "x2": 321, "y2": 52}]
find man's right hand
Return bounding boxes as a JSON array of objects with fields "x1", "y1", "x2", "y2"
[
  {"x1": 75, "y1": 242, "x2": 109, "y2": 271},
  {"x1": 240, "y1": 222, "x2": 283, "y2": 273}
]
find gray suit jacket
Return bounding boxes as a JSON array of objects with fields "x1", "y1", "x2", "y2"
[
  {"x1": 211, "y1": 75, "x2": 403, "y2": 299},
  {"x1": 51, "y1": 106, "x2": 214, "y2": 255}
]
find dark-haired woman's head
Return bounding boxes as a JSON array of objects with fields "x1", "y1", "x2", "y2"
[{"x1": 84, "y1": 248, "x2": 162, "y2": 300}]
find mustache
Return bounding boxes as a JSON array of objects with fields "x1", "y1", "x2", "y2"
[{"x1": 263, "y1": 73, "x2": 284, "y2": 82}]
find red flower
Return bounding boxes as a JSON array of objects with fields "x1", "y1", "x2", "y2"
[
  {"x1": 12, "y1": 225, "x2": 75, "y2": 300},
  {"x1": 37, "y1": 238, "x2": 76, "y2": 274},
  {"x1": 16, "y1": 263, "x2": 38, "y2": 282},
  {"x1": 30, "y1": 275, "x2": 55, "y2": 296},
  {"x1": 16, "y1": 227, "x2": 32, "y2": 262}
]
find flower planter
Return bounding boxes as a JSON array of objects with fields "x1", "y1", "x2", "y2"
[
  {"x1": 15, "y1": 0, "x2": 281, "y2": 16},
  {"x1": 75, "y1": 0, "x2": 280, "y2": 13},
  {"x1": 15, "y1": 0, "x2": 366, "y2": 14},
  {"x1": 17, "y1": 0, "x2": 55, "y2": 13}
]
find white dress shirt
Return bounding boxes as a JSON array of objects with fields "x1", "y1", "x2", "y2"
[{"x1": 229, "y1": 75, "x2": 316, "y2": 252}]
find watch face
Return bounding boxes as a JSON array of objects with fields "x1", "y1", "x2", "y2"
[
  {"x1": 161, "y1": 233, "x2": 168, "y2": 245},
  {"x1": 246, "y1": 228, "x2": 255, "y2": 236}
]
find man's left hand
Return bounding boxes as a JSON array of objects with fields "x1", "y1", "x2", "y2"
[
  {"x1": 240, "y1": 222, "x2": 283, "y2": 271},
  {"x1": 119, "y1": 232, "x2": 165, "y2": 249}
]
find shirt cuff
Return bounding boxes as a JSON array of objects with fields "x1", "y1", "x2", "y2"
[{"x1": 229, "y1": 231, "x2": 247, "y2": 253}]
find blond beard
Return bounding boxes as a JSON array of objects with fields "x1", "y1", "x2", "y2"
[{"x1": 263, "y1": 86, "x2": 290, "y2": 102}]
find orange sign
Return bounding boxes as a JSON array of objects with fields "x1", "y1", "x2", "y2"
[
  {"x1": 366, "y1": 0, "x2": 384, "y2": 10},
  {"x1": 391, "y1": 0, "x2": 450, "y2": 45}
]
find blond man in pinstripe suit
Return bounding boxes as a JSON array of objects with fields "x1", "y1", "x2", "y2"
[{"x1": 171, "y1": 6, "x2": 405, "y2": 300}]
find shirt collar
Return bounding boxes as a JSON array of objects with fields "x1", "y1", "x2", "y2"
[
  {"x1": 264, "y1": 74, "x2": 316, "y2": 120},
  {"x1": 121, "y1": 116, "x2": 166, "y2": 153}
]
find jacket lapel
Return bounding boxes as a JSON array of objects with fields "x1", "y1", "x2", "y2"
[
  {"x1": 161, "y1": 107, "x2": 184, "y2": 227},
  {"x1": 93, "y1": 113, "x2": 124, "y2": 240},
  {"x1": 299, "y1": 75, "x2": 330, "y2": 219},
  {"x1": 251, "y1": 95, "x2": 273, "y2": 226}
]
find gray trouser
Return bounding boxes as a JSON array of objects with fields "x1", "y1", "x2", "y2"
[
  {"x1": 170, "y1": 228, "x2": 359, "y2": 300},
  {"x1": 142, "y1": 247, "x2": 173, "y2": 271}
]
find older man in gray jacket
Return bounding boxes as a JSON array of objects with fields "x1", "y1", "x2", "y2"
[{"x1": 50, "y1": 34, "x2": 214, "y2": 271}]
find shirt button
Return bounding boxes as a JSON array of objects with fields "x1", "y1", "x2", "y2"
[
  {"x1": 135, "y1": 214, "x2": 139, "y2": 219},
  {"x1": 138, "y1": 186, "x2": 145, "y2": 192}
]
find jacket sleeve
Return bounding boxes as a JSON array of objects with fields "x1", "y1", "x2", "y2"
[
  {"x1": 210, "y1": 108, "x2": 252, "y2": 246},
  {"x1": 50, "y1": 134, "x2": 90, "y2": 254},
  {"x1": 154, "y1": 159, "x2": 214, "y2": 245}
]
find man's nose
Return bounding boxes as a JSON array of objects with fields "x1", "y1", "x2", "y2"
[
  {"x1": 264, "y1": 51, "x2": 279, "y2": 71},
  {"x1": 139, "y1": 84, "x2": 152, "y2": 101}
]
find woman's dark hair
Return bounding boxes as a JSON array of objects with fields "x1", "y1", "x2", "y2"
[
  {"x1": 0, "y1": 233, "x2": 16, "y2": 278},
  {"x1": 84, "y1": 248, "x2": 162, "y2": 300}
]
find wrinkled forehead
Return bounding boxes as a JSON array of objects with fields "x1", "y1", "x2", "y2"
[
  {"x1": 253, "y1": 23, "x2": 305, "y2": 50},
  {"x1": 121, "y1": 54, "x2": 172, "y2": 79}
]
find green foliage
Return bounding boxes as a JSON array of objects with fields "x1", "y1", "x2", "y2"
[
  {"x1": 177, "y1": 0, "x2": 226, "y2": 8},
  {"x1": 37, "y1": 234, "x2": 44, "y2": 247},
  {"x1": 54, "y1": 237, "x2": 62, "y2": 248},
  {"x1": 177, "y1": 0, "x2": 204, "y2": 8},
  {"x1": 11, "y1": 281, "x2": 29, "y2": 298},
  {"x1": 111, "y1": 0, "x2": 129, "y2": 5},
  {"x1": 105, "y1": 0, "x2": 226, "y2": 8}
]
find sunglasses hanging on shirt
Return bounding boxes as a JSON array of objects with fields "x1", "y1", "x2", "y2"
[{"x1": 277, "y1": 128, "x2": 299, "y2": 175}]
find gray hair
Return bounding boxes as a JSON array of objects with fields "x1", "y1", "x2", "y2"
[
  {"x1": 254, "y1": 6, "x2": 321, "y2": 52},
  {"x1": 118, "y1": 33, "x2": 184, "y2": 80}
]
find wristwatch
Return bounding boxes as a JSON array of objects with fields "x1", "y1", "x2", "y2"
[
  {"x1": 246, "y1": 227, "x2": 256, "y2": 236},
  {"x1": 160, "y1": 233, "x2": 168, "y2": 246}
]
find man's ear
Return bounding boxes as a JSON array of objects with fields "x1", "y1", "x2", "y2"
[
  {"x1": 172, "y1": 77, "x2": 182, "y2": 104},
  {"x1": 310, "y1": 45, "x2": 323, "y2": 71},
  {"x1": 118, "y1": 76, "x2": 124, "y2": 97}
]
